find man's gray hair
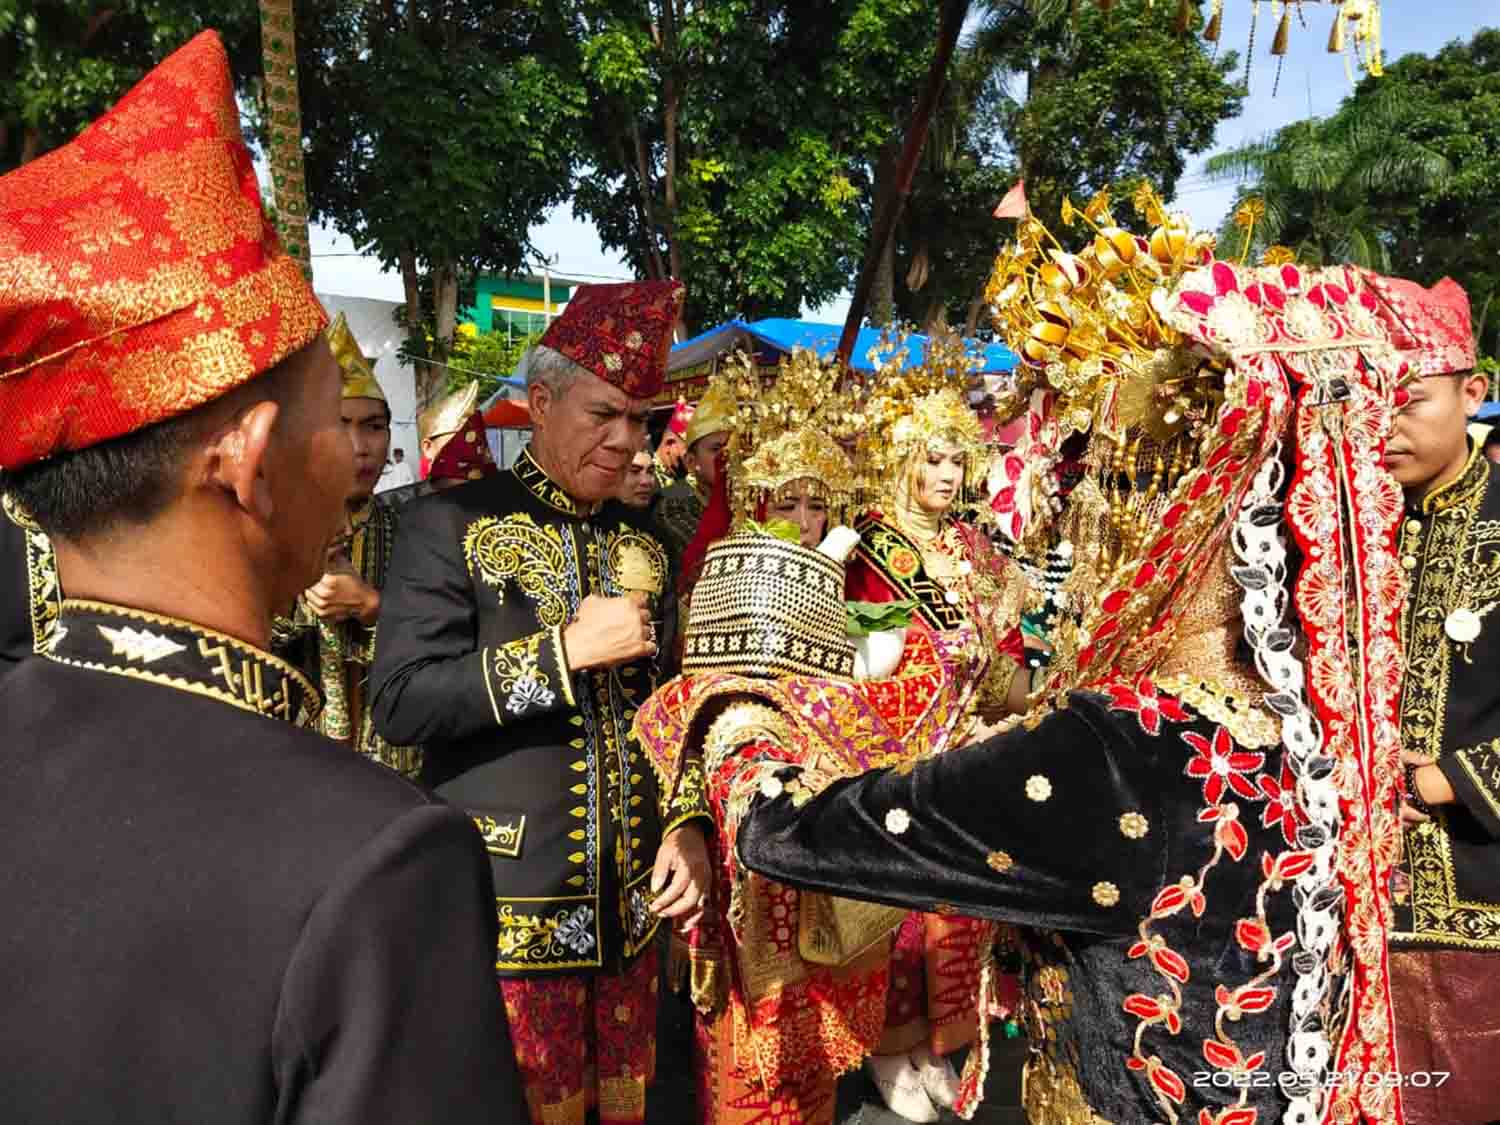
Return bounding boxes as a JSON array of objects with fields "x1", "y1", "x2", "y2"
[{"x1": 518, "y1": 344, "x2": 585, "y2": 399}]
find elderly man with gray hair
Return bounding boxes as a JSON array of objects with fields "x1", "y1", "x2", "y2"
[{"x1": 372, "y1": 282, "x2": 711, "y2": 1125}]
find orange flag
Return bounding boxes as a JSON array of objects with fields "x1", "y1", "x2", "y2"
[{"x1": 992, "y1": 180, "x2": 1028, "y2": 220}]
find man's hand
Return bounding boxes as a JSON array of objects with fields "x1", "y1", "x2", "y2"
[
  {"x1": 1400, "y1": 749, "x2": 1455, "y2": 826},
  {"x1": 650, "y1": 823, "x2": 710, "y2": 933},
  {"x1": 305, "y1": 566, "x2": 380, "y2": 626},
  {"x1": 562, "y1": 593, "x2": 656, "y2": 671}
]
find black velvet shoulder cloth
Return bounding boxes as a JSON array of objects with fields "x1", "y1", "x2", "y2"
[
  {"x1": 734, "y1": 687, "x2": 1301, "y2": 1125},
  {"x1": 654, "y1": 476, "x2": 705, "y2": 564},
  {"x1": 852, "y1": 512, "x2": 968, "y2": 632},
  {"x1": 0, "y1": 491, "x2": 60, "y2": 673},
  {"x1": 0, "y1": 598, "x2": 525, "y2": 1123},
  {"x1": 1393, "y1": 443, "x2": 1500, "y2": 950},
  {"x1": 371, "y1": 444, "x2": 711, "y2": 977}
]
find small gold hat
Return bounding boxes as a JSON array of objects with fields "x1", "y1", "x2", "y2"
[
  {"x1": 418, "y1": 381, "x2": 480, "y2": 448},
  {"x1": 328, "y1": 312, "x2": 386, "y2": 403},
  {"x1": 685, "y1": 374, "x2": 737, "y2": 447}
]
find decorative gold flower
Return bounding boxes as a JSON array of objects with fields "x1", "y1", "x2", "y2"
[
  {"x1": 987, "y1": 850, "x2": 1014, "y2": 873},
  {"x1": 1084, "y1": 190, "x2": 1113, "y2": 224},
  {"x1": 884, "y1": 808, "x2": 912, "y2": 835},
  {"x1": 1119, "y1": 812, "x2": 1150, "y2": 839},
  {"x1": 1060, "y1": 195, "x2": 1078, "y2": 227},
  {"x1": 1261, "y1": 244, "x2": 1296, "y2": 266},
  {"x1": 888, "y1": 547, "x2": 921, "y2": 580},
  {"x1": 1025, "y1": 774, "x2": 1053, "y2": 802},
  {"x1": 1092, "y1": 881, "x2": 1121, "y2": 907},
  {"x1": 1232, "y1": 197, "x2": 1266, "y2": 230}
]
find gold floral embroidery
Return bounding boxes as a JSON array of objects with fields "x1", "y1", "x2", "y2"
[
  {"x1": 464, "y1": 513, "x2": 570, "y2": 627},
  {"x1": 474, "y1": 813, "x2": 526, "y2": 858},
  {"x1": 1091, "y1": 882, "x2": 1120, "y2": 907},
  {"x1": 483, "y1": 631, "x2": 556, "y2": 721},
  {"x1": 1025, "y1": 774, "x2": 1053, "y2": 802},
  {"x1": 4, "y1": 493, "x2": 62, "y2": 654},
  {"x1": 1119, "y1": 812, "x2": 1150, "y2": 840},
  {"x1": 494, "y1": 899, "x2": 599, "y2": 970},
  {"x1": 986, "y1": 850, "x2": 1014, "y2": 873}
]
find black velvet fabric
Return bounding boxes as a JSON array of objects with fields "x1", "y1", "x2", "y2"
[
  {"x1": 737, "y1": 690, "x2": 1299, "y2": 1123},
  {"x1": 0, "y1": 623, "x2": 526, "y2": 1123}
]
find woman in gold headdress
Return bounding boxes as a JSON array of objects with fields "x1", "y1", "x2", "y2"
[{"x1": 844, "y1": 352, "x2": 1032, "y2": 1121}]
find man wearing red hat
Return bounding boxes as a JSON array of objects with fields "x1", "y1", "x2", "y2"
[
  {"x1": 0, "y1": 31, "x2": 524, "y2": 1123},
  {"x1": 372, "y1": 279, "x2": 712, "y2": 1125},
  {"x1": 1368, "y1": 273, "x2": 1500, "y2": 1125},
  {"x1": 654, "y1": 397, "x2": 692, "y2": 488}
]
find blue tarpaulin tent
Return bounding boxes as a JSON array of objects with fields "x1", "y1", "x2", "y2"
[{"x1": 664, "y1": 318, "x2": 1018, "y2": 402}]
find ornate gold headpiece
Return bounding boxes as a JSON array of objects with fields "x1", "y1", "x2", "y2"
[
  {"x1": 718, "y1": 348, "x2": 862, "y2": 524},
  {"x1": 329, "y1": 312, "x2": 385, "y2": 403},
  {"x1": 859, "y1": 330, "x2": 986, "y2": 507}
]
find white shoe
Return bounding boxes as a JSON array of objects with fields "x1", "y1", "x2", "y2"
[
  {"x1": 865, "y1": 1053, "x2": 940, "y2": 1122},
  {"x1": 910, "y1": 1045, "x2": 961, "y2": 1110}
]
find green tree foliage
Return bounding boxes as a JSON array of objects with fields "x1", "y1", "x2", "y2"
[
  {"x1": 1207, "y1": 28, "x2": 1499, "y2": 361},
  {"x1": 290, "y1": 0, "x2": 587, "y2": 406},
  {"x1": 888, "y1": 0, "x2": 1245, "y2": 332},
  {"x1": 0, "y1": 0, "x2": 260, "y2": 172},
  {"x1": 569, "y1": 0, "x2": 940, "y2": 332},
  {"x1": 446, "y1": 328, "x2": 539, "y2": 404}
]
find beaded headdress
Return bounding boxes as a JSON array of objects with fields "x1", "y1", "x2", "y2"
[
  {"x1": 987, "y1": 186, "x2": 1409, "y2": 1121},
  {"x1": 716, "y1": 348, "x2": 861, "y2": 525},
  {"x1": 858, "y1": 331, "x2": 986, "y2": 509}
]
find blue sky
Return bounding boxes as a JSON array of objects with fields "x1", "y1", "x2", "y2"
[{"x1": 312, "y1": 3, "x2": 1495, "y2": 325}]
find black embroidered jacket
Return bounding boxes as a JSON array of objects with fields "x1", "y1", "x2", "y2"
[
  {"x1": 1393, "y1": 443, "x2": 1500, "y2": 951},
  {"x1": 732, "y1": 683, "x2": 1305, "y2": 1125},
  {"x1": 371, "y1": 446, "x2": 711, "y2": 976},
  {"x1": 1, "y1": 492, "x2": 59, "y2": 673},
  {"x1": 1, "y1": 599, "x2": 525, "y2": 1123}
]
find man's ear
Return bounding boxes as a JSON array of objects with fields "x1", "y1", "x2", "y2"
[
  {"x1": 209, "y1": 400, "x2": 280, "y2": 520},
  {"x1": 527, "y1": 380, "x2": 551, "y2": 428},
  {"x1": 1462, "y1": 372, "x2": 1490, "y2": 417}
]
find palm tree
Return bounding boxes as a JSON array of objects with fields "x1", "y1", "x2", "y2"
[
  {"x1": 258, "y1": 0, "x2": 313, "y2": 281},
  {"x1": 1205, "y1": 87, "x2": 1451, "y2": 269}
]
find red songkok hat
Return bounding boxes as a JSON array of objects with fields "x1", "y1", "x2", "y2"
[
  {"x1": 1363, "y1": 272, "x2": 1476, "y2": 377},
  {"x1": 427, "y1": 411, "x2": 499, "y2": 485},
  {"x1": 668, "y1": 396, "x2": 694, "y2": 438},
  {"x1": 538, "y1": 280, "x2": 684, "y2": 400},
  {"x1": 0, "y1": 31, "x2": 328, "y2": 471}
]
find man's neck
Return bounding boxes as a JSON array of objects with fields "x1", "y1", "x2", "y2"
[{"x1": 52, "y1": 507, "x2": 278, "y2": 651}]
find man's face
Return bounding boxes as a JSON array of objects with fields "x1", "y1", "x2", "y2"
[
  {"x1": 657, "y1": 432, "x2": 685, "y2": 470},
  {"x1": 265, "y1": 341, "x2": 356, "y2": 604},
  {"x1": 394, "y1": 449, "x2": 405, "y2": 463},
  {"x1": 1386, "y1": 373, "x2": 1488, "y2": 495},
  {"x1": 532, "y1": 370, "x2": 650, "y2": 503},
  {"x1": 342, "y1": 396, "x2": 391, "y2": 499},
  {"x1": 684, "y1": 430, "x2": 729, "y2": 490},
  {"x1": 619, "y1": 450, "x2": 657, "y2": 509}
]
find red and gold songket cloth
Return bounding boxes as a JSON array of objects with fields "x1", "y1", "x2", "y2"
[
  {"x1": 0, "y1": 32, "x2": 327, "y2": 469},
  {"x1": 636, "y1": 614, "x2": 987, "y2": 1124}
]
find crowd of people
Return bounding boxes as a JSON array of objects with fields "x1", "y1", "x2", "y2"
[{"x1": 3, "y1": 30, "x2": 1498, "y2": 1125}]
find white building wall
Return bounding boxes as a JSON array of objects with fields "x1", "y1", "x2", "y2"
[{"x1": 317, "y1": 292, "x2": 418, "y2": 490}]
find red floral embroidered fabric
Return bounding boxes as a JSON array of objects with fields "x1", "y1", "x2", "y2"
[
  {"x1": 539, "y1": 280, "x2": 684, "y2": 399},
  {"x1": 0, "y1": 31, "x2": 327, "y2": 470}
]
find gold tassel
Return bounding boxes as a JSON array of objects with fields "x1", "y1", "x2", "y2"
[
  {"x1": 1271, "y1": 4, "x2": 1292, "y2": 56},
  {"x1": 1175, "y1": 0, "x2": 1194, "y2": 34},
  {"x1": 1328, "y1": 8, "x2": 1346, "y2": 53},
  {"x1": 1204, "y1": 0, "x2": 1223, "y2": 42}
]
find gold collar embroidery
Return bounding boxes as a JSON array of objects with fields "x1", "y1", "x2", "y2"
[
  {"x1": 45, "y1": 599, "x2": 321, "y2": 726},
  {"x1": 1417, "y1": 441, "x2": 1488, "y2": 516},
  {"x1": 513, "y1": 445, "x2": 600, "y2": 519}
]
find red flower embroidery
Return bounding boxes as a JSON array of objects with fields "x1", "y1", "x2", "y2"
[
  {"x1": 1106, "y1": 675, "x2": 1190, "y2": 735},
  {"x1": 1258, "y1": 762, "x2": 1303, "y2": 846},
  {"x1": 1182, "y1": 726, "x2": 1264, "y2": 804},
  {"x1": 1199, "y1": 1108, "x2": 1258, "y2": 1125}
]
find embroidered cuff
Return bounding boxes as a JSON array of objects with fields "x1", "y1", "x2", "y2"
[
  {"x1": 481, "y1": 630, "x2": 570, "y2": 726},
  {"x1": 1444, "y1": 738, "x2": 1500, "y2": 839},
  {"x1": 661, "y1": 756, "x2": 712, "y2": 838},
  {"x1": 550, "y1": 624, "x2": 576, "y2": 707}
]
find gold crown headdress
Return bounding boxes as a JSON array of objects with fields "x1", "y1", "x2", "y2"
[
  {"x1": 858, "y1": 329, "x2": 986, "y2": 508},
  {"x1": 328, "y1": 312, "x2": 386, "y2": 403},
  {"x1": 716, "y1": 348, "x2": 862, "y2": 525}
]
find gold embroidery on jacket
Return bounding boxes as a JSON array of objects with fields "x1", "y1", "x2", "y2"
[
  {"x1": 494, "y1": 899, "x2": 599, "y2": 971},
  {"x1": 485, "y1": 632, "x2": 556, "y2": 718},
  {"x1": 1395, "y1": 447, "x2": 1500, "y2": 948},
  {"x1": 464, "y1": 513, "x2": 570, "y2": 627},
  {"x1": 3, "y1": 493, "x2": 62, "y2": 654},
  {"x1": 474, "y1": 814, "x2": 527, "y2": 858}
]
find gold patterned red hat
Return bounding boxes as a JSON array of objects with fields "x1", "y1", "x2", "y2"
[
  {"x1": 427, "y1": 411, "x2": 498, "y2": 484},
  {"x1": 1362, "y1": 272, "x2": 1475, "y2": 377},
  {"x1": 0, "y1": 31, "x2": 327, "y2": 470},
  {"x1": 538, "y1": 280, "x2": 683, "y2": 399}
]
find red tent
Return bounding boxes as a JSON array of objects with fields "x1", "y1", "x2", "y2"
[{"x1": 483, "y1": 399, "x2": 531, "y2": 428}]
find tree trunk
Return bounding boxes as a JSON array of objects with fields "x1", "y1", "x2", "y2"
[
  {"x1": 400, "y1": 247, "x2": 441, "y2": 409},
  {"x1": 964, "y1": 276, "x2": 987, "y2": 337},
  {"x1": 629, "y1": 123, "x2": 668, "y2": 281},
  {"x1": 19, "y1": 126, "x2": 41, "y2": 166},
  {"x1": 870, "y1": 230, "x2": 896, "y2": 328}
]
